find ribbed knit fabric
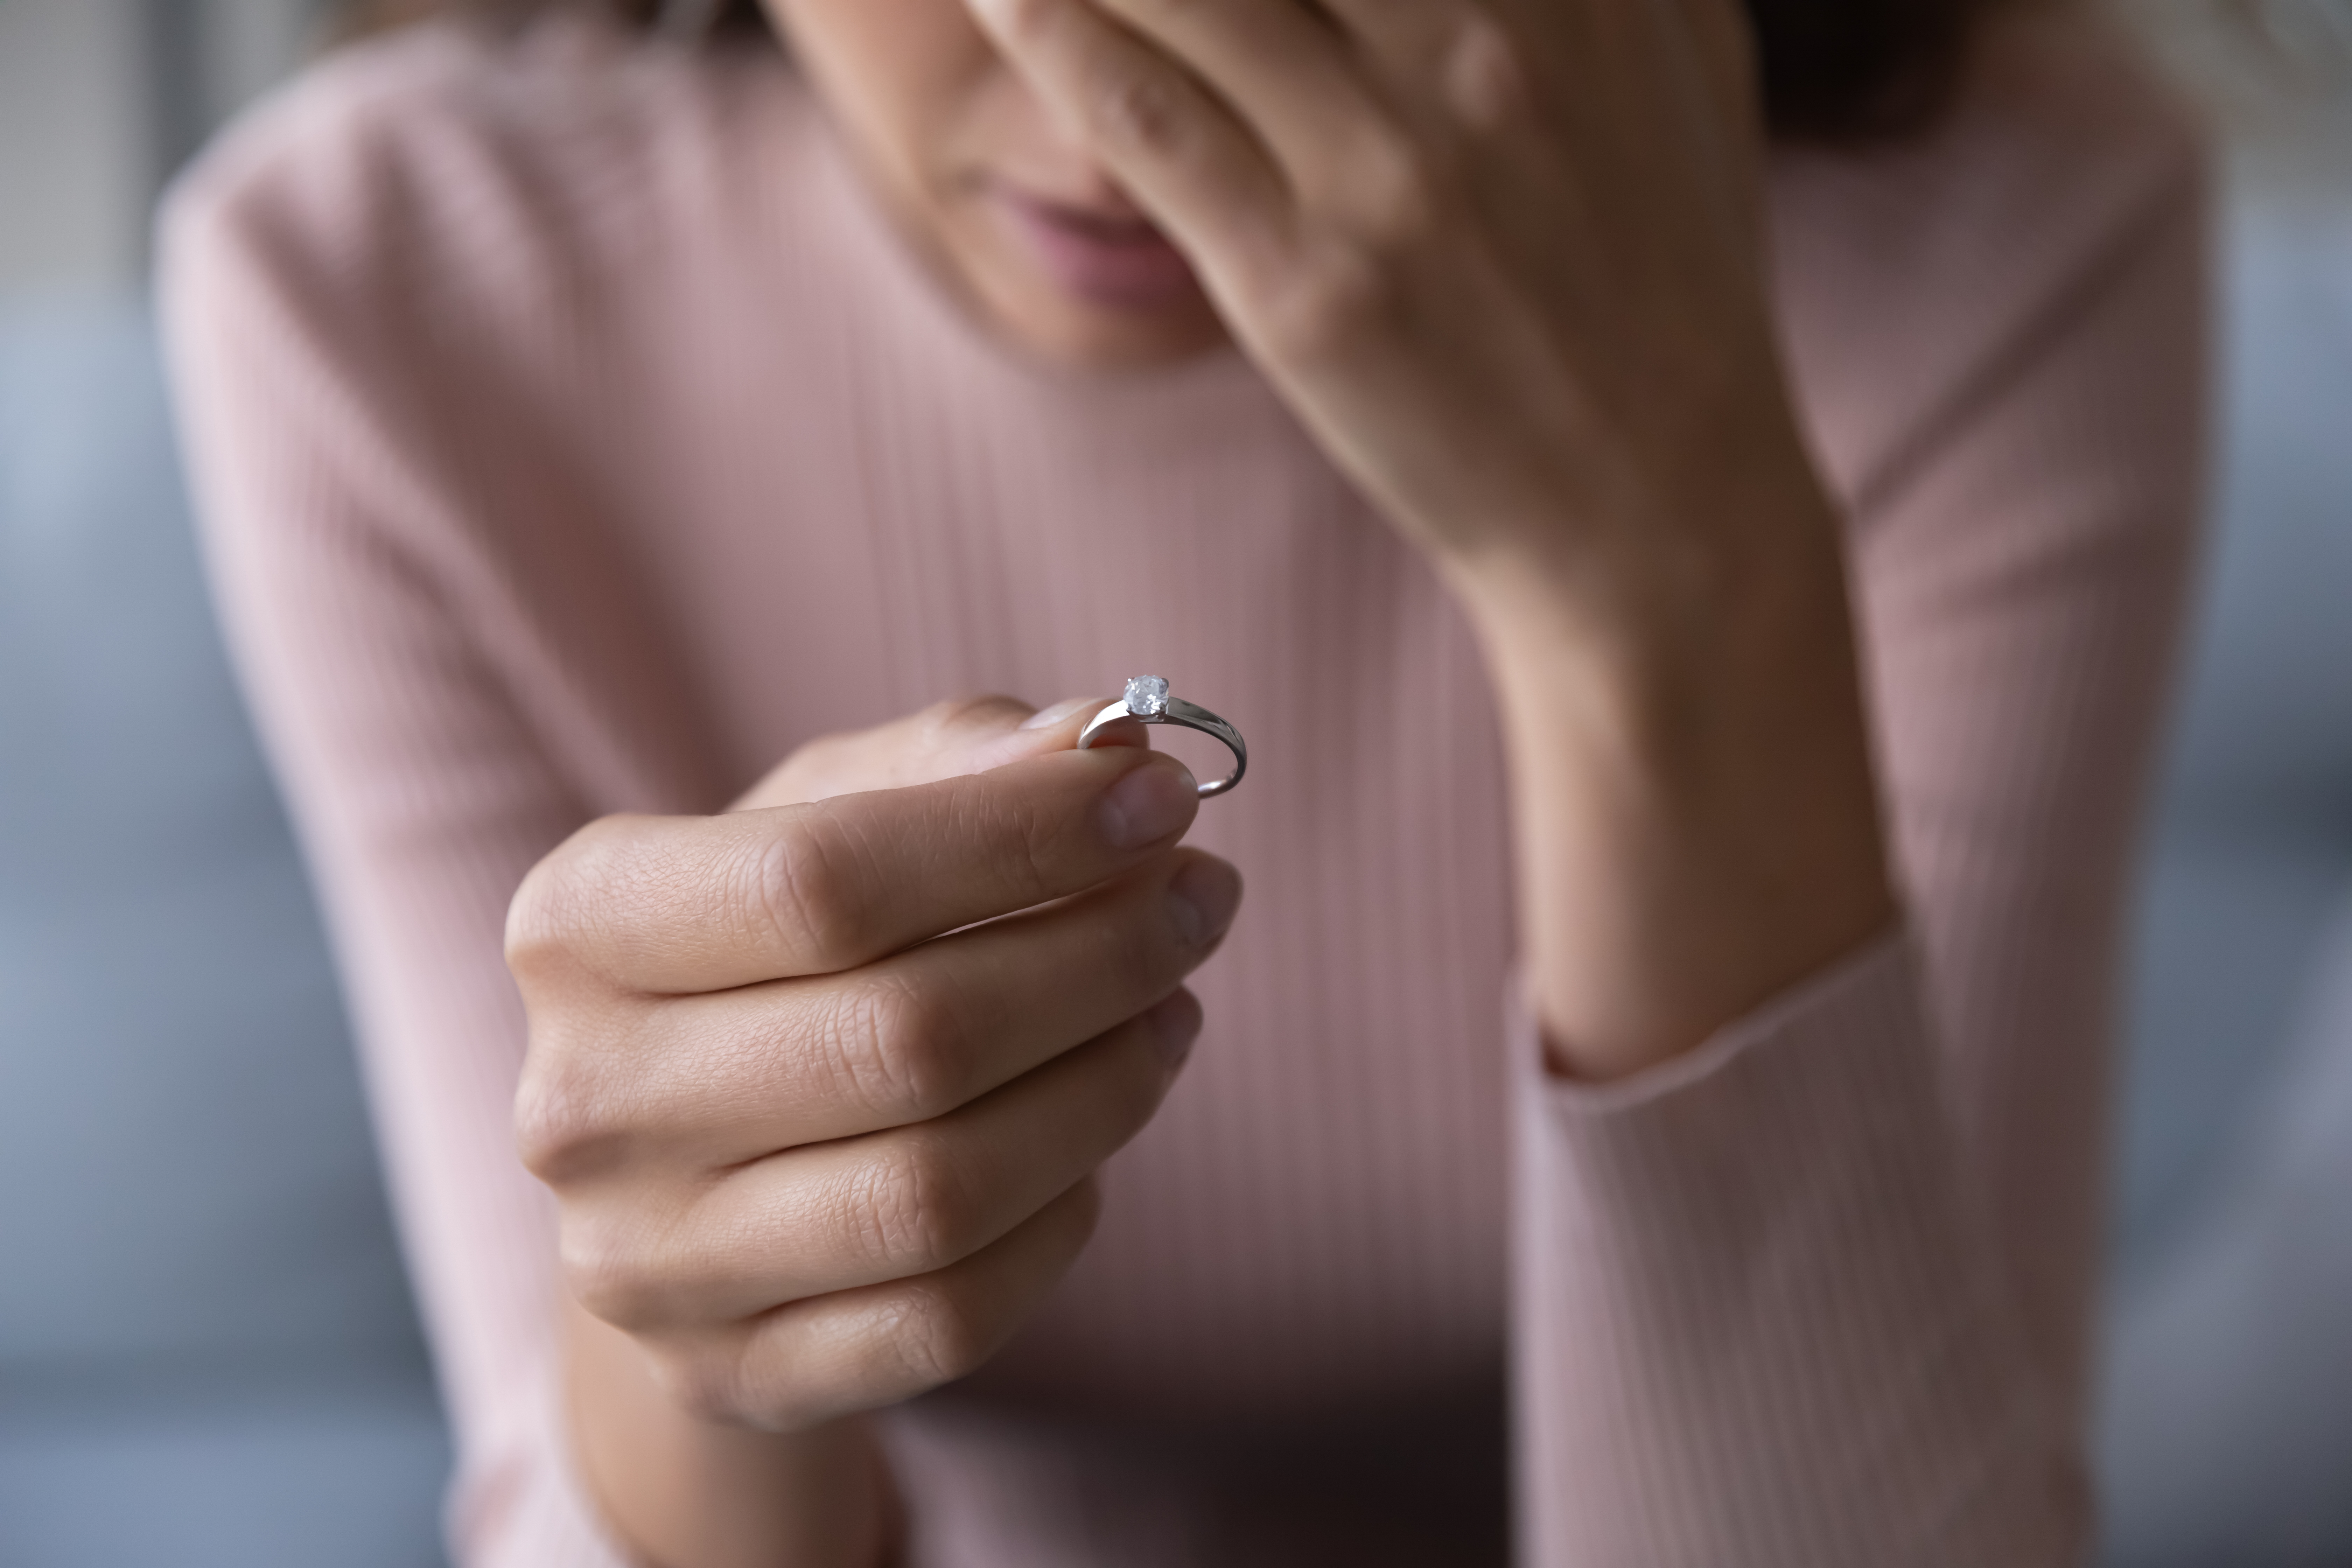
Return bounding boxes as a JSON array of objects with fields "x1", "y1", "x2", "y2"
[{"x1": 159, "y1": 9, "x2": 2206, "y2": 1565}]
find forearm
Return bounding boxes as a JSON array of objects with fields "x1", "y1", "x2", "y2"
[
  {"x1": 1447, "y1": 434, "x2": 1896, "y2": 1082},
  {"x1": 566, "y1": 1299, "x2": 901, "y2": 1568},
  {"x1": 1477, "y1": 439, "x2": 2089, "y2": 1564}
]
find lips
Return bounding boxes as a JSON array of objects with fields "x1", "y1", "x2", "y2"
[{"x1": 989, "y1": 187, "x2": 1205, "y2": 311}]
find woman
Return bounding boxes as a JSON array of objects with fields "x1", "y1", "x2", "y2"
[{"x1": 161, "y1": 0, "x2": 2207, "y2": 1561}]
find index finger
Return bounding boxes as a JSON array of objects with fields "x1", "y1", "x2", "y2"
[{"x1": 508, "y1": 744, "x2": 1202, "y2": 996}]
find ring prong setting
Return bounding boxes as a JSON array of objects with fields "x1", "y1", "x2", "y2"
[{"x1": 1124, "y1": 674, "x2": 1171, "y2": 719}]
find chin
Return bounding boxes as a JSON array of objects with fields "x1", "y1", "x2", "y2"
[{"x1": 995, "y1": 293, "x2": 1232, "y2": 372}]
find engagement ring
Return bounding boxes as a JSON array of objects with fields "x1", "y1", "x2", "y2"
[{"x1": 1078, "y1": 676, "x2": 1248, "y2": 799}]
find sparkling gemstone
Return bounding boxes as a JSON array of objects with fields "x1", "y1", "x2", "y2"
[{"x1": 1124, "y1": 674, "x2": 1171, "y2": 718}]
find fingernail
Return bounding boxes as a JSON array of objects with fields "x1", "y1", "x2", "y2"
[
  {"x1": 1145, "y1": 990, "x2": 1203, "y2": 1072},
  {"x1": 1100, "y1": 758, "x2": 1198, "y2": 850},
  {"x1": 1164, "y1": 857, "x2": 1242, "y2": 948},
  {"x1": 1021, "y1": 696, "x2": 1100, "y2": 732}
]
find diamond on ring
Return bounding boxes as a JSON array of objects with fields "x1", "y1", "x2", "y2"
[
  {"x1": 1082, "y1": 676, "x2": 1248, "y2": 800},
  {"x1": 1124, "y1": 674, "x2": 1171, "y2": 718}
]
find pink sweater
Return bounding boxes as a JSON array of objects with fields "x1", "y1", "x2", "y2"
[{"x1": 162, "y1": 10, "x2": 2207, "y2": 1565}]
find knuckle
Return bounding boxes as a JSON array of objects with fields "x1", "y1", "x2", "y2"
[
  {"x1": 854, "y1": 1136, "x2": 981, "y2": 1276},
  {"x1": 1441, "y1": 14, "x2": 1529, "y2": 133},
  {"x1": 511, "y1": 1079, "x2": 586, "y2": 1186},
  {"x1": 513, "y1": 1037, "x2": 630, "y2": 1188},
  {"x1": 749, "y1": 814, "x2": 876, "y2": 973},
  {"x1": 1260, "y1": 244, "x2": 1394, "y2": 366},
  {"x1": 951, "y1": 779, "x2": 1059, "y2": 910},
  {"x1": 503, "y1": 873, "x2": 565, "y2": 982},
  {"x1": 496, "y1": 818, "x2": 682, "y2": 987},
  {"x1": 1347, "y1": 135, "x2": 1440, "y2": 246},
  {"x1": 885, "y1": 1280, "x2": 994, "y2": 1390},
  {"x1": 818, "y1": 974, "x2": 976, "y2": 1125},
  {"x1": 560, "y1": 1214, "x2": 666, "y2": 1330},
  {"x1": 1010, "y1": 790, "x2": 1063, "y2": 901},
  {"x1": 1092, "y1": 69, "x2": 1190, "y2": 159},
  {"x1": 1254, "y1": 136, "x2": 1444, "y2": 367},
  {"x1": 503, "y1": 815, "x2": 643, "y2": 983}
]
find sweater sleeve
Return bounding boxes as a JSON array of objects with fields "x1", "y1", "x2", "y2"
[
  {"x1": 158, "y1": 50, "x2": 665, "y2": 1568},
  {"x1": 1510, "y1": 30, "x2": 2209, "y2": 1568}
]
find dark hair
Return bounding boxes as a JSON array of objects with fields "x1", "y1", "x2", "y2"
[{"x1": 345, "y1": 0, "x2": 1976, "y2": 141}]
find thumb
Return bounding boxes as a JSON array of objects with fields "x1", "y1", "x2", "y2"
[{"x1": 730, "y1": 693, "x2": 1139, "y2": 812}]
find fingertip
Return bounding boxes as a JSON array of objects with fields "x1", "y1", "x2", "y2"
[
  {"x1": 1059, "y1": 1172, "x2": 1104, "y2": 1230},
  {"x1": 1165, "y1": 853, "x2": 1243, "y2": 948},
  {"x1": 1100, "y1": 750, "x2": 1200, "y2": 850},
  {"x1": 1144, "y1": 988, "x2": 1204, "y2": 1073}
]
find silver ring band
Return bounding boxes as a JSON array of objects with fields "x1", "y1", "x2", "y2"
[{"x1": 1076, "y1": 677, "x2": 1247, "y2": 799}]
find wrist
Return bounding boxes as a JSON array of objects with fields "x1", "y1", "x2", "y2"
[
  {"x1": 1441, "y1": 459, "x2": 1895, "y2": 1080},
  {"x1": 566, "y1": 1301, "x2": 900, "y2": 1568},
  {"x1": 1440, "y1": 393, "x2": 1845, "y2": 666}
]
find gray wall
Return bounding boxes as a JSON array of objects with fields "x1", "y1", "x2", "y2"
[{"x1": 0, "y1": 0, "x2": 325, "y2": 293}]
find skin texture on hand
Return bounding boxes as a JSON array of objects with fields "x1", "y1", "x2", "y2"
[{"x1": 511, "y1": 696, "x2": 1238, "y2": 1564}]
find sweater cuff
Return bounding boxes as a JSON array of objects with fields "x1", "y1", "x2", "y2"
[
  {"x1": 1508, "y1": 929, "x2": 2084, "y2": 1566},
  {"x1": 1514, "y1": 926, "x2": 1918, "y2": 1114}
]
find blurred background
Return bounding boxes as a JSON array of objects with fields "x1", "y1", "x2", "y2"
[
  {"x1": 0, "y1": 1, "x2": 2347, "y2": 1565},
  {"x1": 1, "y1": 5, "x2": 453, "y2": 1568}
]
